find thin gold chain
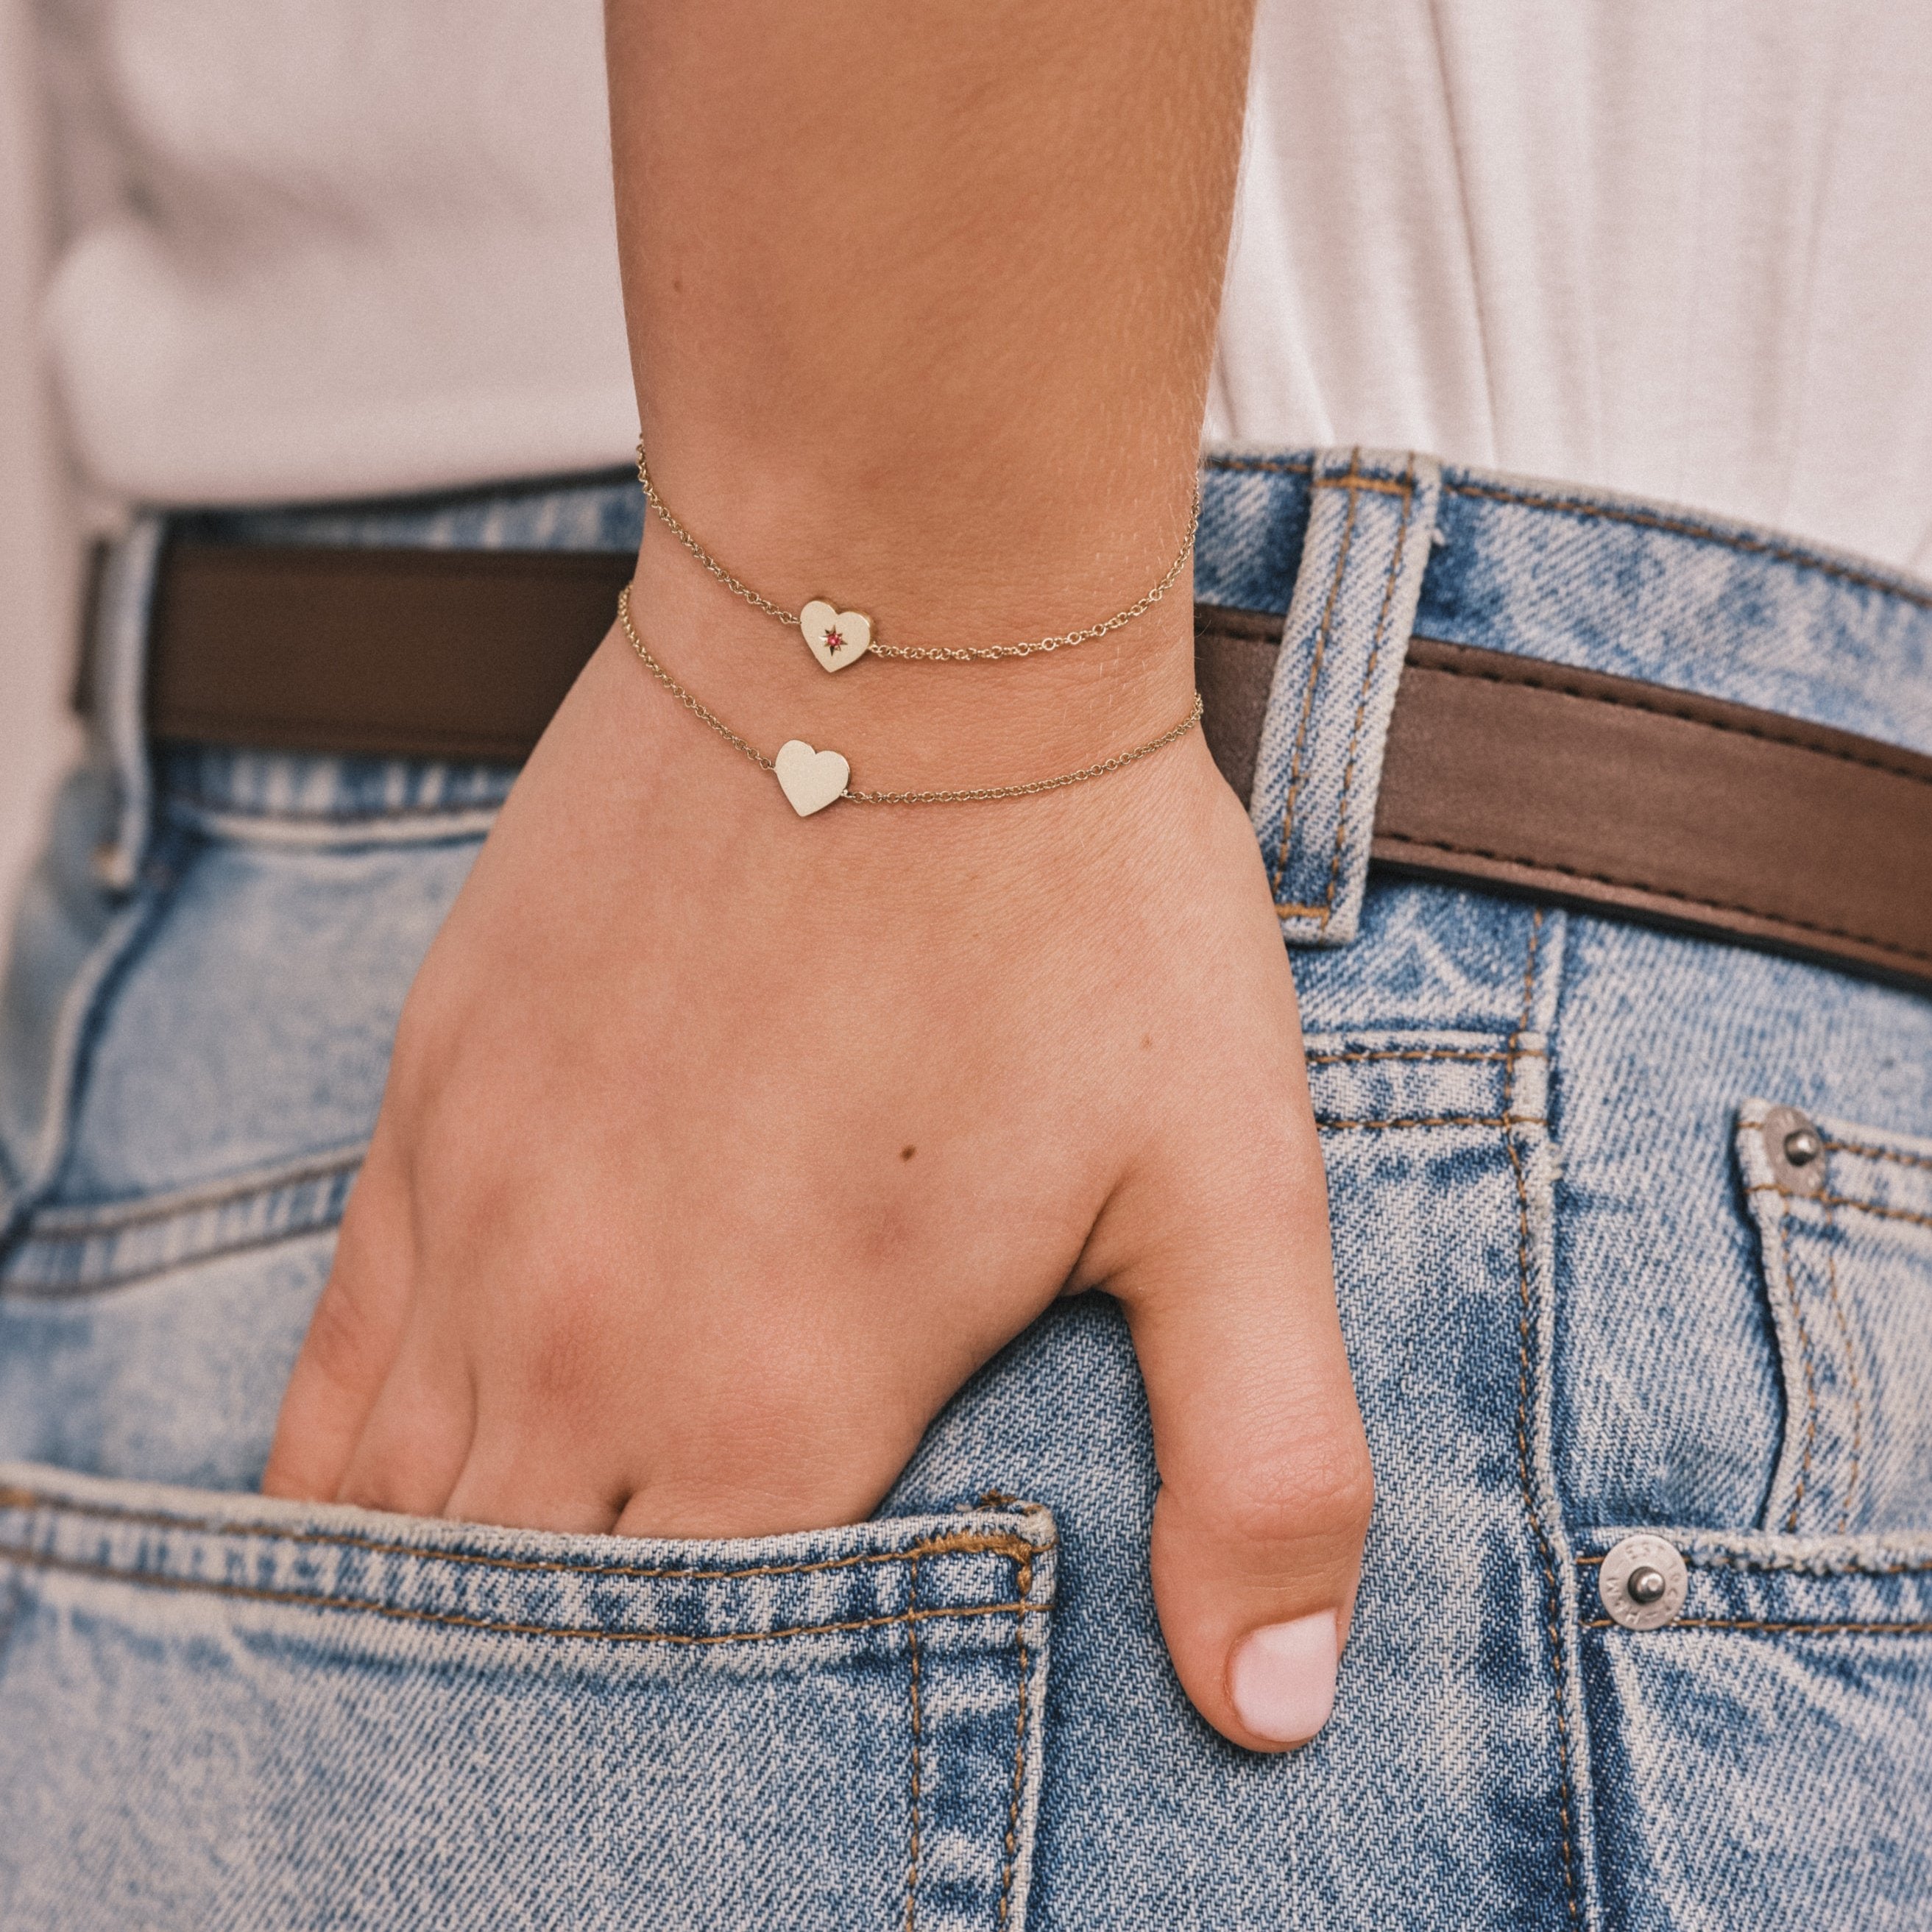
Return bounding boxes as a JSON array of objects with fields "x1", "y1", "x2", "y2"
[
  {"x1": 617, "y1": 584, "x2": 1202, "y2": 806},
  {"x1": 635, "y1": 442, "x2": 1198, "y2": 662}
]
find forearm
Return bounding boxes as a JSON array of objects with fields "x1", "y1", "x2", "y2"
[
  {"x1": 269, "y1": 3, "x2": 1367, "y2": 1761},
  {"x1": 604, "y1": 0, "x2": 1257, "y2": 781}
]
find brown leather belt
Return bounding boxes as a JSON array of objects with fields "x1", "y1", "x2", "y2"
[{"x1": 138, "y1": 542, "x2": 1932, "y2": 995}]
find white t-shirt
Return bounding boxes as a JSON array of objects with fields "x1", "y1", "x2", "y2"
[{"x1": 36, "y1": 0, "x2": 1932, "y2": 571}]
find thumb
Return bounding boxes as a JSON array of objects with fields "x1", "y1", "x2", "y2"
[{"x1": 1099, "y1": 1127, "x2": 1373, "y2": 1754}]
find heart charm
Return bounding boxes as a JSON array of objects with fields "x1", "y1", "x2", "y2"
[
  {"x1": 774, "y1": 739, "x2": 850, "y2": 817},
  {"x1": 800, "y1": 600, "x2": 874, "y2": 673}
]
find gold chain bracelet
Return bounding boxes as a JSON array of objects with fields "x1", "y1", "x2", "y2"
[
  {"x1": 618, "y1": 584, "x2": 1202, "y2": 817},
  {"x1": 635, "y1": 441, "x2": 1198, "y2": 676}
]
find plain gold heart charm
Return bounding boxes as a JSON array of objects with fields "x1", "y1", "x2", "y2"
[
  {"x1": 800, "y1": 600, "x2": 874, "y2": 673},
  {"x1": 774, "y1": 739, "x2": 850, "y2": 816}
]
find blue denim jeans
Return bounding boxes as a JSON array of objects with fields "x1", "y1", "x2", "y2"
[{"x1": 2, "y1": 451, "x2": 1929, "y2": 1930}]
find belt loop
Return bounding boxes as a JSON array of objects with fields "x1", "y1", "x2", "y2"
[
  {"x1": 86, "y1": 514, "x2": 165, "y2": 894},
  {"x1": 1248, "y1": 448, "x2": 1440, "y2": 947}
]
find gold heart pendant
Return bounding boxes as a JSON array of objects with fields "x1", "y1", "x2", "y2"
[
  {"x1": 800, "y1": 601, "x2": 874, "y2": 673},
  {"x1": 774, "y1": 739, "x2": 850, "y2": 816}
]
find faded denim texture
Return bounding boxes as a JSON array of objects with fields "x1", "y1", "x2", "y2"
[{"x1": 1, "y1": 451, "x2": 1928, "y2": 1928}]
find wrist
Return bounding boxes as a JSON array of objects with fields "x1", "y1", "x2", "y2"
[{"x1": 623, "y1": 507, "x2": 1199, "y2": 797}]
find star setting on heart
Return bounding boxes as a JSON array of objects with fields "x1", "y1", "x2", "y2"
[{"x1": 800, "y1": 599, "x2": 874, "y2": 673}]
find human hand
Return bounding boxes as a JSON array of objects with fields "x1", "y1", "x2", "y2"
[{"x1": 263, "y1": 608, "x2": 1372, "y2": 1753}]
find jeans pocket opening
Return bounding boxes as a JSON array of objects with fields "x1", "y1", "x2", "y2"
[
  {"x1": 1737, "y1": 1099, "x2": 1932, "y2": 1540},
  {"x1": 0, "y1": 1462, "x2": 1058, "y2": 1931}
]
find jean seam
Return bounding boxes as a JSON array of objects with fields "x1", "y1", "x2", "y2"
[
  {"x1": 18, "y1": 1144, "x2": 367, "y2": 1239},
  {"x1": 1774, "y1": 1209, "x2": 1823, "y2": 1534},
  {"x1": 905, "y1": 1551, "x2": 922, "y2": 1932},
  {"x1": 0, "y1": 1487, "x2": 1041, "y2": 1585},
  {"x1": 1504, "y1": 908, "x2": 1581, "y2": 1925},
  {"x1": 1274, "y1": 453, "x2": 1363, "y2": 906},
  {"x1": 0, "y1": 1536, "x2": 1041, "y2": 1648},
  {"x1": 997, "y1": 1547, "x2": 1037, "y2": 1928},
  {"x1": 1816, "y1": 1186, "x2": 1866, "y2": 1538},
  {"x1": 1749, "y1": 1183, "x2": 1932, "y2": 1234},
  {"x1": 0, "y1": 1484, "x2": 1043, "y2": 1577},
  {"x1": 0, "y1": 841, "x2": 185, "y2": 1247},
  {"x1": 1824, "y1": 1137, "x2": 1932, "y2": 1173},
  {"x1": 162, "y1": 791, "x2": 509, "y2": 828},
  {"x1": 1821, "y1": 1195, "x2": 1932, "y2": 1229},
  {"x1": 1585, "y1": 1617, "x2": 1932, "y2": 1636},
  {"x1": 1575, "y1": 1552, "x2": 1932, "y2": 1577},
  {"x1": 1, "y1": 1217, "x2": 347, "y2": 1303},
  {"x1": 1311, "y1": 456, "x2": 1418, "y2": 928},
  {"x1": 1303, "y1": 1047, "x2": 1546, "y2": 1066}
]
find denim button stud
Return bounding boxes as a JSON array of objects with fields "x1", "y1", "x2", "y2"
[
  {"x1": 1760, "y1": 1105, "x2": 1827, "y2": 1198},
  {"x1": 1600, "y1": 1534, "x2": 1688, "y2": 1630},
  {"x1": 1626, "y1": 1565, "x2": 1668, "y2": 1605}
]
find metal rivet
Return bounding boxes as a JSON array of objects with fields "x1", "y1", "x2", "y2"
[
  {"x1": 1599, "y1": 1535, "x2": 1688, "y2": 1631},
  {"x1": 1626, "y1": 1565, "x2": 1668, "y2": 1605},
  {"x1": 1760, "y1": 1104, "x2": 1826, "y2": 1197}
]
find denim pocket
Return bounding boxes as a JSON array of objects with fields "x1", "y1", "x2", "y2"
[
  {"x1": 1736, "y1": 1100, "x2": 1932, "y2": 1538},
  {"x1": 1575, "y1": 1513, "x2": 1932, "y2": 1930},
  {"x1": 0, "y1": 1150, "x2": 360, "y2": 1490},
  {"x1": 1573, "y1": 1101, "x2": 1932, "y2": 1930},
  {"x1": 0, "y1": 1463, "x2": 1055, "y2": 1931}
]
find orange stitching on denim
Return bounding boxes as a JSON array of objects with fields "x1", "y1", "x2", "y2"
[
  {"x1": 1312, "y1": 475, "x2": 1410, "y2": 498},
  {"x1": 1776, "y1": 1211, "x2": 1822, "y2": 1534},
  {"x1": 1437, "y1": 480, "x2": 1932, "y2": 612},
  {"x1": 1512, "y1": 910, "x2": 1544, "y2": 1083},
  {"x1": 1824, "y1": 1136, "x2": 1932, "y2": 1172},
  {"x1": 1585, "y1": 1616, "x2": 1932, "y2": 1635},
  {"x1": 1501, "y1": 910, "x2": 1579, "y2": 1925},
  {"x1": 0, "y1": 1488, "x2": 1038, "y2": 1585},
  {"x1": 1576, "y1": 1549, "x2": 1932, "y2": 1577},
  {"x1": 998, "y1": 1578, "x2": 1033, "y2": 1928},
  {"x1": 1303, "y1": 1047, "x2": 1543, "y2": 1066},
  {"x1": 0, "y1": 1538, "x2": 1038, "y2": 1646},
  {"x1": 1206, "y1": 453, "x2": 1409, "y2": 500},
  {"x1": 1818, "y1": 1194, "x2": 1865, "y2": 1538},
  {"x1": 1275, "y1": 453, "x2": 1363, "y2": 908},
  {"x1": 905, "y1": 1553, "x2": 922, "y2": 1932},
  {"x1": 1373, "y1": 833, "x2": 1932, "y2": 965},
  {"x1": 1818, "y1": 1193, "x2": 1932, "y2": 1231},
  {"x1": 1203, "y1": 453, "x2": 1315, "y2": 478},
  {"x1": 1500, "y1": 909, "x2": 1546, "y2": 1133},
  {"x1": 1315, "y1": 456, "x2": 1419, "y2": 927}
]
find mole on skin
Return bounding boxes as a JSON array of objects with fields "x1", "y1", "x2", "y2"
[{"x1": 900, "y1": 1145, "x2": 916, "y2": 1161}]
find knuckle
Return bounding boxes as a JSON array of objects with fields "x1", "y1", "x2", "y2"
[
  {"x1": 300, "y1": 1265, "x2": 389, "y2": 1392},
  {"x1": 1218, "y1": 1431, "x2": 1376, "y2": 1552},
  {"x1": 500, "y1": 1273, "x2": 626, "y2": 1412}
]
